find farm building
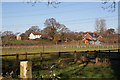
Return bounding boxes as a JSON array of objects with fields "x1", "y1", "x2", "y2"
[
  {"x1": 29, "y1": 32, "x2": 41, "y2": 40},
  {"x1": 82, "y1": 32, "x2": 102, "y2": 45},
  {"x1": 16, "y1": 33, "x2": 22, "y2": 40}
]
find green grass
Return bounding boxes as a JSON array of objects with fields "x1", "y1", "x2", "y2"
[
  {"x1": 32, "y1": 63, "x2": 116, "y2": 79},
  {"x1": 1, "y1": 44, "x2": 119, "y2": 79},
  {"x1": 2, "y1": 51, "x2": 120, "y2": 79},
  {"x1": 2, "y1": 45, "x2": 118, "y2": 55}
]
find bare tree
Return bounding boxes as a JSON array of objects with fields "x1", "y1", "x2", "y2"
[
  {"x1": 102, "y1": 0, "x2": 117, "y2": 12},
  {"x1": 43, "y1": 18, "x2": 71, "y2": 41},
  {"x1": 20, "y1": 33, "x2": 29, "y2": 40},
  {"x1": 94, "y1": 19, "x2": 106, "y2": 35},
  {"x1": 27, "y1": 0, "x2": 61, "y2": 8},
  {"x1": 43, "y1": 18, "x2": 61, "y2": 40},
  {"x1": 95, "y1": 18, "x2": 100, "y2": 33},
  {"x1": 2, "y1": 31, "x2": 13, "y2": 36},
  {"x1": 100, "y1": 19, "x2": 106, "y2": 34},
  {"x1": 28, "y1": 0, "x2": 117, "y2": 12},
  {"x1": 25, "y1": 26, "x2": 41, "y2": 36},
  {"x1": 58, "y1": 24, "x2": 70, "y2": 34},
  {"x1": 2, "y1": 31, "x2": 15, "y2": 41}
]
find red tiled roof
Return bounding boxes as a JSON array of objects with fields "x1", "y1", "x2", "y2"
[{"x1": 32, "y1": 32, "x2": 41, "y2": 35}]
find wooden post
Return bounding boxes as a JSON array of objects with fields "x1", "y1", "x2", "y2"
[
  {"x1": 87, "y1": 53, "x2": 89, "y2": 57},
  {"x1": 96, "y1": 58, "x2": 99, "y2": 63},
  {"x1": 58, "y1": 58, "x2": 61, "y2": 64},
  {"x1": 43, "y1": 45, "x2": 44, "y2": 53},
  {"x1": 98, "y1": 50, "x2": 100, "y2": 53},
  {"x1": 58, "y1": 52, "x2": 61, "y2": 58},
  {"x1": 40, "y1": 53, "x2": 43, "y2": 65},
  {"x1": 16, "y1": 53, "x2": 19, "y2": 61},
  {"x1": 94, "y1": 50, "x2": 96, "y2": 52},
  {"x1": 20, "y1": 61, "x2": 32, "y2": 78},
  {"x1": 74, "y1": 51, "x2": 77, "y2": 63},
  {"x1": 118, "y1": 49, "x2": 120, "y2": 52},
  {"x1": 14, "y1": 53, "x2": 19, "y2": 75},
  {"x1": 25, "y1": 52, "x2": 27, "y2": 60},
  {"x1": 94, "y1": 50, "x2": 98, "y2": 58}
]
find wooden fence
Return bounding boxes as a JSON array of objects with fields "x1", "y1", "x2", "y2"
[
  {"x1": 1, "y1": 49, "x2": 120, "y2": 62},
  {"x1": 1, "y1": 48, "x2": 120, "y2": 79}
]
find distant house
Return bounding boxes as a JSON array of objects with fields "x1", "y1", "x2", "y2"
[
  {"x1": 82, "y1": 32, "x2": 102, "y2": 45},
  {"x1": 29, "y1": 32, "x2": 41, "y2": 40},
  {"x1": 16, "y1": 33, "x2": 21, "y2": 40}
]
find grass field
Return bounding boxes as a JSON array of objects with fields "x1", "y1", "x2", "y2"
[
  {"x1": 2, "y1": 53, "x2": 120, "y2": 79},
  {"x1": 1, "y1": 44, "x2": 120, "y2": 79},
  {"x1": 33, "y1": 63, "x2": 116, "y2": 79},
  {"x1": 2, "y1": 45, "x2": 118, "y2": 55}
]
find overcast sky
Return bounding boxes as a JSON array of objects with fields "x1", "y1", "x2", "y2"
[{"x1": 2, "y1": 2, "x2": 118, "y2": 33}]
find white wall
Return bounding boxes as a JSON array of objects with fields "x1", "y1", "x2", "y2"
[
  {"x1": 16, "y1": 34, "x2": 21, "y2": 40},
  {"x1": 29, "y1": 33, "x2": 41, "y2": 39}
]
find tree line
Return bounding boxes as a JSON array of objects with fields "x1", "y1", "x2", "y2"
[{"x1": 1, "y1": 18, "x2": 118, "y2": 45}]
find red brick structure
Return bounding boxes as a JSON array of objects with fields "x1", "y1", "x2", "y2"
[{"x1": 82, "y1": 32, "x2": 102, "y2": 45}]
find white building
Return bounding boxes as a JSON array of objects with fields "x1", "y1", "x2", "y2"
[
  {"x1": 16, "y1": 33, "x2": 21, "y2": 40},
  {"x1": 29, "y1": 32, "x2": 41, "y2": 40}
]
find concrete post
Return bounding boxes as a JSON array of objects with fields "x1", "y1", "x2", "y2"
[{"x1": 20, "y1": 61, "x2": 32, "y2": 79}]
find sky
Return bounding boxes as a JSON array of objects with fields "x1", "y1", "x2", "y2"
[{"x1": 2, "y1": 2, "x2": 118, "y2": 33}]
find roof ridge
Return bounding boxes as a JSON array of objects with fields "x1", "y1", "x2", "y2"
[{"x1": 32, "y1": 32, "x2": 41, "y2": 35}]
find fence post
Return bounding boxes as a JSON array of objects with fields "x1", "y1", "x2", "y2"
[
  {"x1": 58, "y1": 52, "x2": 61, "y2": 58},
  {"x1": 20, "y1": 61, "x2": 32, "y2": 78},
  {"x1": 25, "y1": 52, "x2": 27, "y2": 60},
  {"x1": 98, "y1": 50, "x2": 100, "y2": 53},
  {"x1": 118, "y1": 49, "x2": 120, "y2": 52},
  {"x1": 109, "y1": 50, "x2": 111, "y2": 58},
  {"x1": 87, "y1": 53, "x2": 89, "y2": 57},
  {"x1": 74, "y1": 51, "x2": 77, "y2": 63},
  {"x1": 16, "y1": 53, "x2": 19, "y2": 61},
  {"x1": 40, "y1": 53, "x2": 43, "y2": 65},
  {"x1": 96, "y1": 58, "x2": 100, "y2": 63},
  {"x1": 15, "y1": 53, "x2": 19, "y2": 74},
  {"x1": 94, "y1": 50, "x2": 98, "y2": 58},
  {"x1": 43, "y1": 45, "x2": 44, "y2": 53}
]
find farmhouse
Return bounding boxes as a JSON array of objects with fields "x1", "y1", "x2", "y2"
[
  {"x1": 16, "y1": 33, "x2": 21, "y2": 40},
  {"x1": 82, "y1": 32, "x2": 102, "y2": 45},
  {"x1": 29, "y1": 32, "x2": 41, "y2": 40}
]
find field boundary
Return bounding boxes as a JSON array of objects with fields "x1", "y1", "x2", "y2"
[{"x1": 1, "y1": 49, "x2": 120, "y2": 56}]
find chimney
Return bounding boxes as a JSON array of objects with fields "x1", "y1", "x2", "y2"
[
  {"x1": 93, "y1": 32, "x2": 95, "y2": 36},
  {"x1": 81, "y1": 33, "x2": 83, "y2": 36}
]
